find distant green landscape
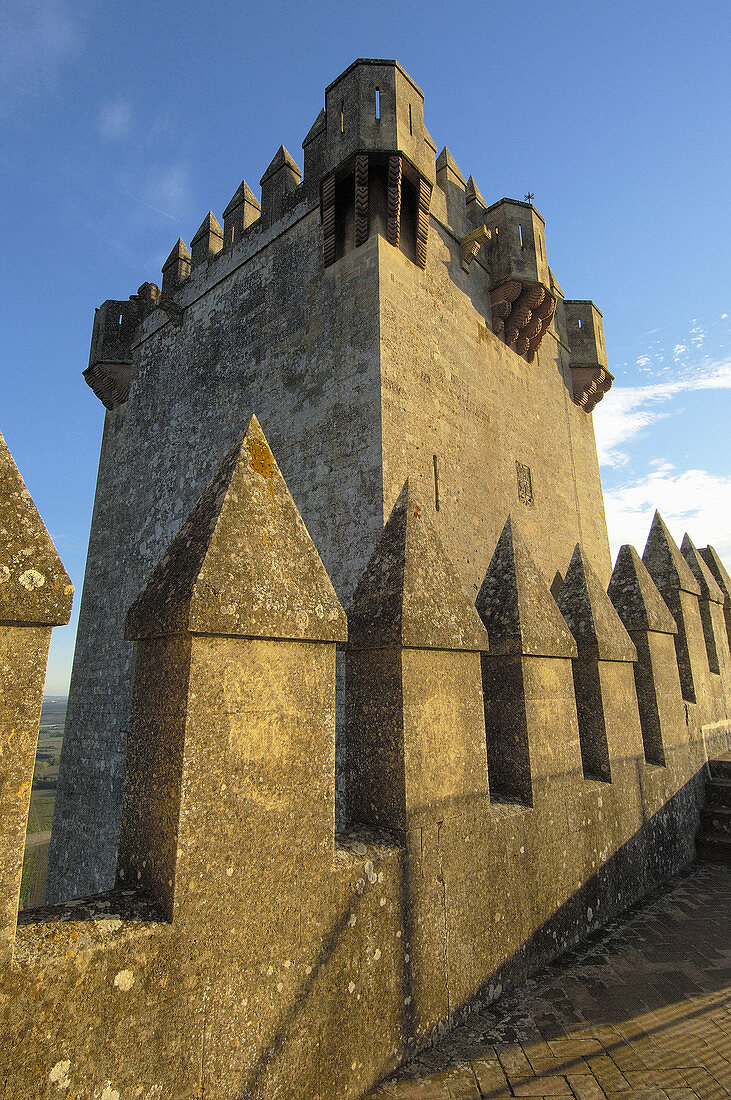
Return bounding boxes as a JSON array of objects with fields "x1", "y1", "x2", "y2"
[{"x1": 19, "y1": 697, "x2": 67, "y2": 910}]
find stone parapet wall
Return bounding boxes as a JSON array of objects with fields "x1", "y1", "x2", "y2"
[{"x1": 1, "y1": 422, "x2": 730, "y2": 1098}]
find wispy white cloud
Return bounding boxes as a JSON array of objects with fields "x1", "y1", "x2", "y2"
[
  {"x1": 0, "y1": 0, "x2": 80, "y2": 117},
  {"x1": 604, "y1": 463, "x2": 731, "y2": 563},
  {"x1": 689, "y1": 321, "x2": 705, "y2": 349},
  {"x1": 111, "y1": 161, "x2": 194, "y2": 227},
  {"x1": 599, "y1": 310, "x2": 731, "y2": 566},
  {"x1": 99, "y1": 99, "x2": 133, "y2": 141},
  {"x1": 616, "y1": 313, "x2": 731, "y2": 382},
  {"x1": 594, "y1": 357, "x2": 731, "y2": 467},
  {"x1": 144, "y1": 163, "x2": 194, "y2": 221}
]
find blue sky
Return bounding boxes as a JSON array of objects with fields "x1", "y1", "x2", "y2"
[{"x1": 1, "y1": 0, "x2": 729, "y2": 694}]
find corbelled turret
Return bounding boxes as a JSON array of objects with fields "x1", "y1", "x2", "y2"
[{"x1": 315, "y1": 60, "x2": 437, "y2": 269}]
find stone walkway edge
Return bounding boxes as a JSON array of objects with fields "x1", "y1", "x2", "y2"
[{"x1": 369, "y1": 863, "x2": 730, "y2": 1100}]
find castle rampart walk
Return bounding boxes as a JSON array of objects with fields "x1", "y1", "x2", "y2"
[
  {"x1": 369, "y1": 862, "x2": 731, "y2": 1099},
  {"x1": 1, "y1": 408, "x2": 730, "y2": 1097}
]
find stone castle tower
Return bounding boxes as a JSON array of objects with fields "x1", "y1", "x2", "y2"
[
  {"x1": 1, "y1": 57, "x2": 731, "y2": 1099},
  {"x1": 48, "y1": 59, "x2": 615, "y2": 901}
]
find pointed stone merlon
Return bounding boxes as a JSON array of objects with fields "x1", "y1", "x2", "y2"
[
  {"x1": 435, "y1": 147, "x2": 467, "y2": 249},
  {"x1": 557, "y1": 545, "x2": 641, "y2": 782},
  {"x1": 222, "y1": 180, "x2": 260, "y2": 250},
  {"x1": 465, "y1": 175, "x2": 487, "y2": 214},
  {"x1": 436, "y1": 146, "x2": 466, "y2": 193},
  {"x1": 161, "y1": 238, "x2": 191, "y2": 298},
  {"x1": 608, "y1": 545, "x2": 683, "y2": 765},
  {"x1": 700, "y1": 545, "x2": 731, "y2": 653},
  {"x1": 259, "y1": 145, "x2": 302, "y2": 228},
  {"x1": 119, "y1": 416, "x2": 346, "y2": 923},
  {"x1": 564, "y1": 301, "x2": 613, "y2": 413},
  {"x1": 0, "y1": 432, "x2": 72, "y2": 965},
  {"x1": 83, "y1": 287, "x2": 160, "y2": 410},
  {"x1": 642, "y1": 513, "x2": 703, "y2": 707},
  {"x1": 476, "y1": 516, "x2": 579, "y2": 805},
  {"x1": 190, "y1": 211, "x2": 223, "y2": 268},
  {"x1": 302, "y1": 108, "x2": 326, "y2": 184},
  {"x1": 344, "y1": 481, "x2": 488, "y2": 833},
  {"x1": 681, "y1": 534, "x2": 726, "y2": 678}
]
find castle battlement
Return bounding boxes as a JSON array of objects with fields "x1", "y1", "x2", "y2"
[
  {"x1": 85, "y1": 59, "x2": 610, "y2": 413},
  {"x1": 0, "y1": 413, "x2": 729, "y2": 1097}
]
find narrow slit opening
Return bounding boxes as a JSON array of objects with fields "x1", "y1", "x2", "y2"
[
  {"x1": 631, "y1": 636, "x2": 666, "y2": 767},
  {"x1": 699, "y1": 602, "x2": 720, "y2": 674},
  {"x1": 432, "y1": 454, "x2": 440, "y2": 512},
  {"x1": 573, "y1": 662, "x2": 612, "y2": 783},
  {"x1": 408, "y1": 103, "x2": 413, "y2": 135},
  {"x1": 375, "y1": 88, "x2": 380, "y2": 120},
  {"x1": 481, "y1": 657, "x2": 533, "y2": 807}
]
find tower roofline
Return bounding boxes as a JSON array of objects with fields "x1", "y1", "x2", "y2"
[
  {"x1": 487, "y1": 196, "x2": 546, "y2": 225},
  {"x1": 565, "y1": 299, "x2": 604, "y2": 316},
  {"x1": 325, "y1": 58, "x2": 424, "y2": 98}
]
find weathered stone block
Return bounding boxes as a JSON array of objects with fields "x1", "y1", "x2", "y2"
[
  {"x1": 0, "y1": 430, "x2": 72, "y2": 965},
  {"x1": 608, "y1": 543, "x2": 683, "y2": 765},
  {"x1": 345, "y1": 481, "x2": 488, "y2": 833},
  {"x1": 557, "y1": 545, "x2": 640, "y2": 781}
]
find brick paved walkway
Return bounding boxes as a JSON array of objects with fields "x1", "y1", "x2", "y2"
[{"x1": 369, "y1": 864, "x2": 730, "y2": 1100}]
